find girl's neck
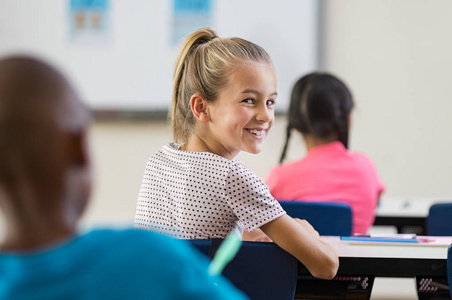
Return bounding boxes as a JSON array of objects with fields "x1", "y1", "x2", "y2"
[
  {"x1": 303, "y1": 135, "x2": 338, "y2": 152},
  {"x1": 181, "y1": 134, "x2": 236, "y2": 160},
  {"x1": 181, "y1": 135, "x2": 212, "y2": 153}
]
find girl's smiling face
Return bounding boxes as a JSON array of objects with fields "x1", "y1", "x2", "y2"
[{"x1": 203, "y1": 62, "x2": 277, "y2": 159}]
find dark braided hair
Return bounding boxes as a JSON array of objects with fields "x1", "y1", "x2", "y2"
[{"x1": 279, "y1": 73, "x2": 354, "y2": 163}]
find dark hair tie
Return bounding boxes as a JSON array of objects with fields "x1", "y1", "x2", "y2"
[{"x1": 209, "y1": 35, "x2": 219, "y2": 41}]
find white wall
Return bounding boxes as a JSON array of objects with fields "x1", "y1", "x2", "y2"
[
  {"x1": 0, "y1": 0, "x2": 318, "y2": 112},
  {"x1": 320, "y1": 0, "x2": 452, "y2": 198},
  {"x1": 2, "y1": 0, "x2": 452, "y2": 200}
]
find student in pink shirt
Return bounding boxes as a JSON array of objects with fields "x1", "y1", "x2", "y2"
[{"x1": 266, "y1": 73, "x2": 385, "y2": 234}]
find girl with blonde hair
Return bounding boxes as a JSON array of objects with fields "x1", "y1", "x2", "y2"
[{"x1": 135, "y1": 28, "x2": 338, "y2": 279}]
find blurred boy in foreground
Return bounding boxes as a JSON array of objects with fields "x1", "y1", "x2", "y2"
[{"x1": 0, "y1": 56, "x2": 246, "y2": 300}]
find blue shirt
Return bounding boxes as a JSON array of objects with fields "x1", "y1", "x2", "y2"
[{"x1": 0, "y1": 229, "x2": 247, "y2": 300}]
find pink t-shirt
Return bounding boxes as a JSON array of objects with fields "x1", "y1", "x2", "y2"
[{"x1": 266, "y1": 141, "x2": 385, "y2": 234}]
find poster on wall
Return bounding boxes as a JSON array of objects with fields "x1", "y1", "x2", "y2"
[
  {"x1": 69, "y1": 0, "x2": 110, "y2": 44},
  {"x1": 172, "y1": 0, "x2": 213, "y2": 45}
]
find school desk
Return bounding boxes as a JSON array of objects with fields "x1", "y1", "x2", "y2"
[
  {"x1": 374, "y1": 197, "x2": 451, "y2": 234},
  {"x1": 295, "y1": 235, "x2": 452, "y2": 300}
]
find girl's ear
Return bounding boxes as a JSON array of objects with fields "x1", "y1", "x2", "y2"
[{"x1": 190, "y1": 94, "x2": 210, "y2": 122}]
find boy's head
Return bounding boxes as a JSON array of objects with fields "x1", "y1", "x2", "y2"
[{"x1": 0, "y1": 56, "x2": 91, "y2": 236}]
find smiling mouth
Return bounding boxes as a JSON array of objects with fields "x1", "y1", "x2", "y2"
[{"x1": 246, "y1": 129, "x2": 266, "y2": 138}]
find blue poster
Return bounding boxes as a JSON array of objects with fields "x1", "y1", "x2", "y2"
[
  {"x1": 172, "y1": 0, "x2": 213, "y2": 45},
  {"x1": 69, "y1": 0, "x2": 110, "y2": 44}
]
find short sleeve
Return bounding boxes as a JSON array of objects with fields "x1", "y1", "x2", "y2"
[{"x1": 225, "y1": 161, "x2": 286, "y2": 231}]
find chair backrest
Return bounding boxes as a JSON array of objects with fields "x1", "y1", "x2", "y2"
[
  {"x1": 188, "y1": 239, "x2": 214, "y2": 256},
  {"x1": 279, "y1": 200, "x2": 353, "y2": 236},
  {"x1": 209, "y1": 240, "x2": 298, "y2": 300},
  {"x1": 427, "y1": 203, "x2": 452, "y2": 235},
  {"x1": 448, "y1": 244, "x2": 452, "y2": 299}
]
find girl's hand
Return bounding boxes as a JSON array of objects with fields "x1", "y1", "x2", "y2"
[{"x1": 260, "y1": 214, "x2": 339, "y2": 279}]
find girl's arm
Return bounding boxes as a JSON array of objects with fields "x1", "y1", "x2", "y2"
[
  {"x1": 242, "y1": 228, "x2": 272, "y2": 242},
  {"x1": 260, "y1": 214, "x2": 339, "y2": 279}
]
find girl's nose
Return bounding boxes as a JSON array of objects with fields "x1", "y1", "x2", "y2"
[{"x1": 256, "y1": 105, "x2": 273, "y2": 123}]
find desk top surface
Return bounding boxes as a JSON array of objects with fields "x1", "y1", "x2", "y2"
[
  {"x1": 376, "y1": 197, "x2": 451, "y2": 217},
  {"x1": 322, "y1": 236, "x2": 452, "y2": 259}
]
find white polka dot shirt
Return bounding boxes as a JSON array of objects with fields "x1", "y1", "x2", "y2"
[{"x1": 134, "y1": 142, "x2": 286, "y2": 239}]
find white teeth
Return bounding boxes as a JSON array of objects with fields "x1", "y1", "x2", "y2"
[{"x1": 249, "y1": 129, "x2": 264, "y2": 136}]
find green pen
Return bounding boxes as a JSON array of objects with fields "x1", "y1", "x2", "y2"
[{"x1": 208, "y1": 228, "x2": 242, "y2": 276}]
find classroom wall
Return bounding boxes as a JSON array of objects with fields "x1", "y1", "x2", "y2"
[
  {"x1": 1, "y1": 0, "x2": 452, "y2": 226},
  {"x1": 319, "y1": 0, "x2": 452, "y2": 198},
  {"x1": 0, "y1": 0, "x2": 318, "y2": 112}
]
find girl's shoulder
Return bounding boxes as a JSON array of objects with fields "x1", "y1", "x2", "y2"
[
  {"x1": 347, "y1": 149, "x2": 376, "y2": 165},
  {"x1": 227, "y1": 159, "x2": 255, "y2": 174},
  {"x1": 158, "y1": 142, "x2": 230, "y2": 163},
  {"x1": 227, "y1": 159, "x2": 264, "y2": 183}
]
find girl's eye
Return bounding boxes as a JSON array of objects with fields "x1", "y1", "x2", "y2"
[
  {"x1": 242, "y1": 98, "x2": 253, "y2": 104},
  {"x1": 266, "y1": 99, "x2": 276, "y2": 106}
]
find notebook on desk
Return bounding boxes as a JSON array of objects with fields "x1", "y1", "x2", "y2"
[{"x1": 340, "y1": 235, "x2": 452, "y2": 247}]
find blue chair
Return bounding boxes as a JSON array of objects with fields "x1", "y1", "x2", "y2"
[
  {"x1": 209, "y1": 240, "x2": 298, "y2": 300},
  {"x1": 188, "y1": 239, "x2": 215, "y2": 256},
  {"x1": 279, "y1": 201, "x2": 353, "y2": 236},
  {"x1": 448, "y1": 244, "x2": 452, "y2": 299},
  {"x1": 427, "y1": 203, "x2": 452, "y2": 235}
]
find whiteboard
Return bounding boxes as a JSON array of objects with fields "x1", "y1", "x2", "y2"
[{"x1": 0, "y1": 0, "x2": 318, "y2": 112}]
